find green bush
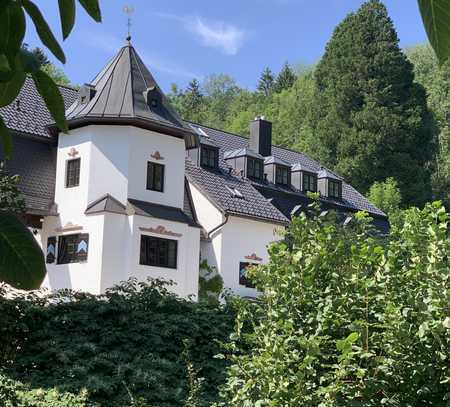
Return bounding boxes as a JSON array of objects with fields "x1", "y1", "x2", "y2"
[
  {"x1": 218, "y1": 202, "x2": 449, "y2": 406},
  {"x1": 0, "y1": 279, "x2": 234, "y2": 407}
]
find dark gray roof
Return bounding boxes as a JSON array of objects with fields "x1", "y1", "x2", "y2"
[
  {"x1": 0, "y1": 77, "x2": 77, "y2": 139},
  {"x1": 0, "y1": 58, "x2": 386, "y2": 224},
  {"x1": 264, "y1": 155, "x2": 291, "y2": 166},
  {"x1": 128, "y1": 198, "x2": 200, "y2": 227},
  {"x1": 85, "y1": 194, "x2": 127, "y2": 215},
  {"x1": 185, "y1": 159, "x2": 289, "y2": 225},
  {"x1": 187, "y1": 122, "x2": 387, "y2": 219},
  {"x1": 223, "y1": 147, "x2": 264, "y2": 160},
  {"x1": 63, "y1": 43, "x2": 198, "y2": 148},
  {"x1": 0, "y1": 134, "x2": 57, "y2": 215},
  {"x1": 291, "y1": 163, "x2": 316, "y2": 173},
  {"x1": 318, "y1": 168, "x2": 341, "y2": 180}
]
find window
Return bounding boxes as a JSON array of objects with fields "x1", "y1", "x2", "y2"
[
  {"x1": 328, "y1": 180, "x2": 341, "y2": 198},
  {"x1": 247, "y1": 158, "x2": 263, "y2": 179},
  {"x1": 239, "y1": 262, "x2": 256, "y2": 288},
  {"x1": 66, "y1": 158, "x2": 80, "y2": 188},
  {"x1": 200, "y1": 146, "x2": 218, "y2": 168},
  {"x1": 302, "y1": 173, "x2": 317, "y2": 192},
  {"x1": 147, "y1": 162, "x2": 164, "y2": 192},
  {"x1": 140, "y1": 235, "x2": 177, "y2": 269},
  {"x1": 275, "y1": 166, "x2": 289, "y2": 185},
  {"x1": 57, "y1": 233, "x2": 89, "y2": 264}
]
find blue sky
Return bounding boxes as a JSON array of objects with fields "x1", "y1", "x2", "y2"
[{"x1": 24, "y1": 1, "x2": 428, "y2": 91}]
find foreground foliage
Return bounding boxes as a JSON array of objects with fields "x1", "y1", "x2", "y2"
[
  {"x1": 0, "y1": 279, "x2": 234, "y2": 406},
  {"x1": 218, "y1": 202, "x2": 449, "y2": 406}
]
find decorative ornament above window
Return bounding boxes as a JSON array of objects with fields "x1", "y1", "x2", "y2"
[
  {"x1": 151, "y1": 151, "x2": 164, "y2": 160},
  {"x1": 68, "y1": 147, "x2": 79, "y2": 158},
  {"x1": 245, "y1": 253, "x2": 263, "y2": 261},
  {"x1": 55, "y1": 222, "x2": 83, "y2": 233},
  {"x1": 139, "y1": 225, "x2": 182, "y2": 238}
]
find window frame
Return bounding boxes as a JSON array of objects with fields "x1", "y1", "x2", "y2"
[
  {"x1": 247, "y1": 157, "x2": 263, "y2": 180},
  {"x1": 275, "y1": 165, "x2": 289, "y2": 186},
  {"x1": 302, "y1": 172, "x2": 317, "y2": 192},
  {"x1": 200, "y1": 145, "x2": 219, "y2": 169},
  {"x1": 239, "y1": 262, "x2": 256, "y2": 288},
  {"x1": 146, "y1": 162, "x2": 165, "y2": 192},
  {"x1": 65, "y1": 158, "x2": 81, "y2": 188},
  {"x1": 140, "y1": 235, "x2": 178, "y2": 269},
  {"x1": 328, "y1": 180, "x2": 341, "y2": 199},
  {"x1": 57, "y1": 233, "x2": 89, "y2": 264}
]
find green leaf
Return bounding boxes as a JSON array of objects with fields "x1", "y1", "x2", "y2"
[
  {"x1": 78, "y1": 0, "x2": 102, "y2": 22},
  {"x1": 21, "y1": 0, "x2": 66, "y2": 64},
  {"x1": 32, "y1": 70, "x2": 68, "y2": 132},
  {"x1": 0, "y1": 69, "x2": 25, "y2": 107},
  {"x1": 0, "y1": 1, "x2": 26, "y2": 57},
  {"x1": 0, "y1": 116, "x2": 12, "y2": 159},
  {"x1": 418, "y1": 0, "x2": 450, "y2": 65},
  {"x1": 58, "y1": 0, "x2": 76, "y2": 40},
  {"x1": 0, "y1": 211, "x2": 46, "y2": 290}
]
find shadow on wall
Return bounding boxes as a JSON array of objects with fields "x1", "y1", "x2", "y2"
[{"x1": 0, "y1": 278, "x2": 235, "y2": 406}]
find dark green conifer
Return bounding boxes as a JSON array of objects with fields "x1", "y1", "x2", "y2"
[
  {"x1": 257, "y1": 67, "x2": 275, "y2": 96},
  {"x1": 311, "y1": 0, "x2": 435, "y2": 205},
  {"x1": 274, "y1": 62, "x2": 296, "y2": 93}
]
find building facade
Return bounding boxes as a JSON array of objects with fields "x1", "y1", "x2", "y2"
[{"x1": 0, "y1": 43, "x2": 388, "y2": 298}]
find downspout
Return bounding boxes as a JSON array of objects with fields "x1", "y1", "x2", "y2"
[{"x1": 207, "y1": 214, "x2": 229, "y2": 239}]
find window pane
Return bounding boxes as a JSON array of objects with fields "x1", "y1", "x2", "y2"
[
  {"x1": 57, "y1": 234, "x2": 88, "y2": 264},
  {"x1": 147, "y1": 162, "x2": 164, "y2": 192},
  {"x1": 140, "y1": 235, "x2": 177, "y2": 268},
  {"x1": 66, "y1": 159, "x2": 80, "y2": 188},
  {"x1": 239, "y1": 262, "x2": 255, "y2": 288}
]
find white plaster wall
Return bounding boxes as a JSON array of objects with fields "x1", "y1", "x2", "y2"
[
  {"x1": 188, "y1": 182, "x2": 223, "y2": 271},
  {"x1": 57, "y1": 125, "x2": 186, "y2": 209},
  {"x1": 40, "y1": 214, "x2": 105, "y2": 294},
  {"x1": 220, "y1": 216, "x2": 283, "y2": 297},
  {"x1": 127, "y1": 215, "x2": 200, "y2": 299}
]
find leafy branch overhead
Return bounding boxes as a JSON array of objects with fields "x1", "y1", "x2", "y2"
[
  {"x1": 0, "y1": 0, "x2": 101, "y2": 159},
  {"x1": 418, "y1": 0, "x2": 450, "y2": 65},
  {"x1": 0, "y1": 0, "x2": 101, "y2": 291}
]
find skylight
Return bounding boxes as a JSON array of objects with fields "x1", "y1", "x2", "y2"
[{"x1": 225, "y1": 185, "x2": 244, "y2": 199}]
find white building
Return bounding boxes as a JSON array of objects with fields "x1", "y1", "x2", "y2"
[{"x1": 0, "y1": 42, "x2": 388, "y2": 298}]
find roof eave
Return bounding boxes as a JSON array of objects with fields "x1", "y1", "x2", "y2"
[{"x1": 47, "y1": 116, "x2": 199, "y2": 149}]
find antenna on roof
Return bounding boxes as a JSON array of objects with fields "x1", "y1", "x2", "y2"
[{"x1": 123, "y1": 5, "x2": 134, "y2": 43}]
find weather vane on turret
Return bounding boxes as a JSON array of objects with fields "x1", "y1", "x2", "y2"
[{"x1": 123, "y1": 5, "x2": 134, "y2": 43}]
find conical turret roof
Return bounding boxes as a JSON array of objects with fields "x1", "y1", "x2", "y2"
[{"x1": 55, "y1": 43, "x2": 198, "y2": 148}]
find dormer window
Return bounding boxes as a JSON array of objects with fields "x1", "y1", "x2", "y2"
[
  {"x1": 328, "y1": 180, "x2": 341, "y2": 198},
  {"x1": 200, "y1": 146, "x2": 218, "y2": 169},
  {"x1": 247, "y1": 157, "x2": 263, "y2": 179},
  {"x1": 318, "y1": 169, "x2": 342, "y2": 199},
  {"x1": 275, "y1": 166, "x2": 289, "y2": 186},
  {"x1": 224, "y1": 148, "x2": 264, "y2": 180},
  {"x1": 302, "y1": 173, "x2": 317, "y2": 192}
]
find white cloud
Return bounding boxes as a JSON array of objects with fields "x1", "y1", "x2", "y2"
[
  {"x1": 82, "y1": 32, "x2": 200, "y2": 79},
  {"x1": 156, "y1": 13, "x2": 246, "y2": 55}
]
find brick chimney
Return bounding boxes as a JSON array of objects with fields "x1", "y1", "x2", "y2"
[{"x1": 249, "y1": 116, "x2": 272, "y2": 157}]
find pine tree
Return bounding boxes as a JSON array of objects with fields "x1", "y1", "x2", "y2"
[
  {"x1": 181, "y1": 79, "x2": 206, "y2": 123},
  {"x1": 310, "y1": 0, "x2": 436, "y2": 206},
  {"x1": 257, "y1": 67, "x2": 275, "y2": 96},
  {"x1": 274, "y1": 62, "x2": 296, "y2": 93}
]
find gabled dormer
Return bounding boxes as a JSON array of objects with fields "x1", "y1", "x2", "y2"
[
  {"x1": 318, "y1": 169, "x2": 342, "y2": 199},
  {"x1": 291, "y1": 163, "x2": 317, "y2": 193},
  {"x1": 224, "y1": 148, "x2": 264, "y2": 180},
  {"x1": 264, "y1": 156, "x2": 291, "y2": 187},
  {"x1": 186, "y1": 125, "x2": 219, "y2": 170}
]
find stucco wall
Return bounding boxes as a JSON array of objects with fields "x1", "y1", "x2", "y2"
[{"x1": 220, "y1": 216, "x2": 283, "y2": 297}]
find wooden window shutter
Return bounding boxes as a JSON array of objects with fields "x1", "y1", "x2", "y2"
[
  {"x1": 46, "y1": 236, "x2": 57, "y2": 264},
  {"x1": 76, "y1": 233, "x2": 89, "y2": 262}
]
